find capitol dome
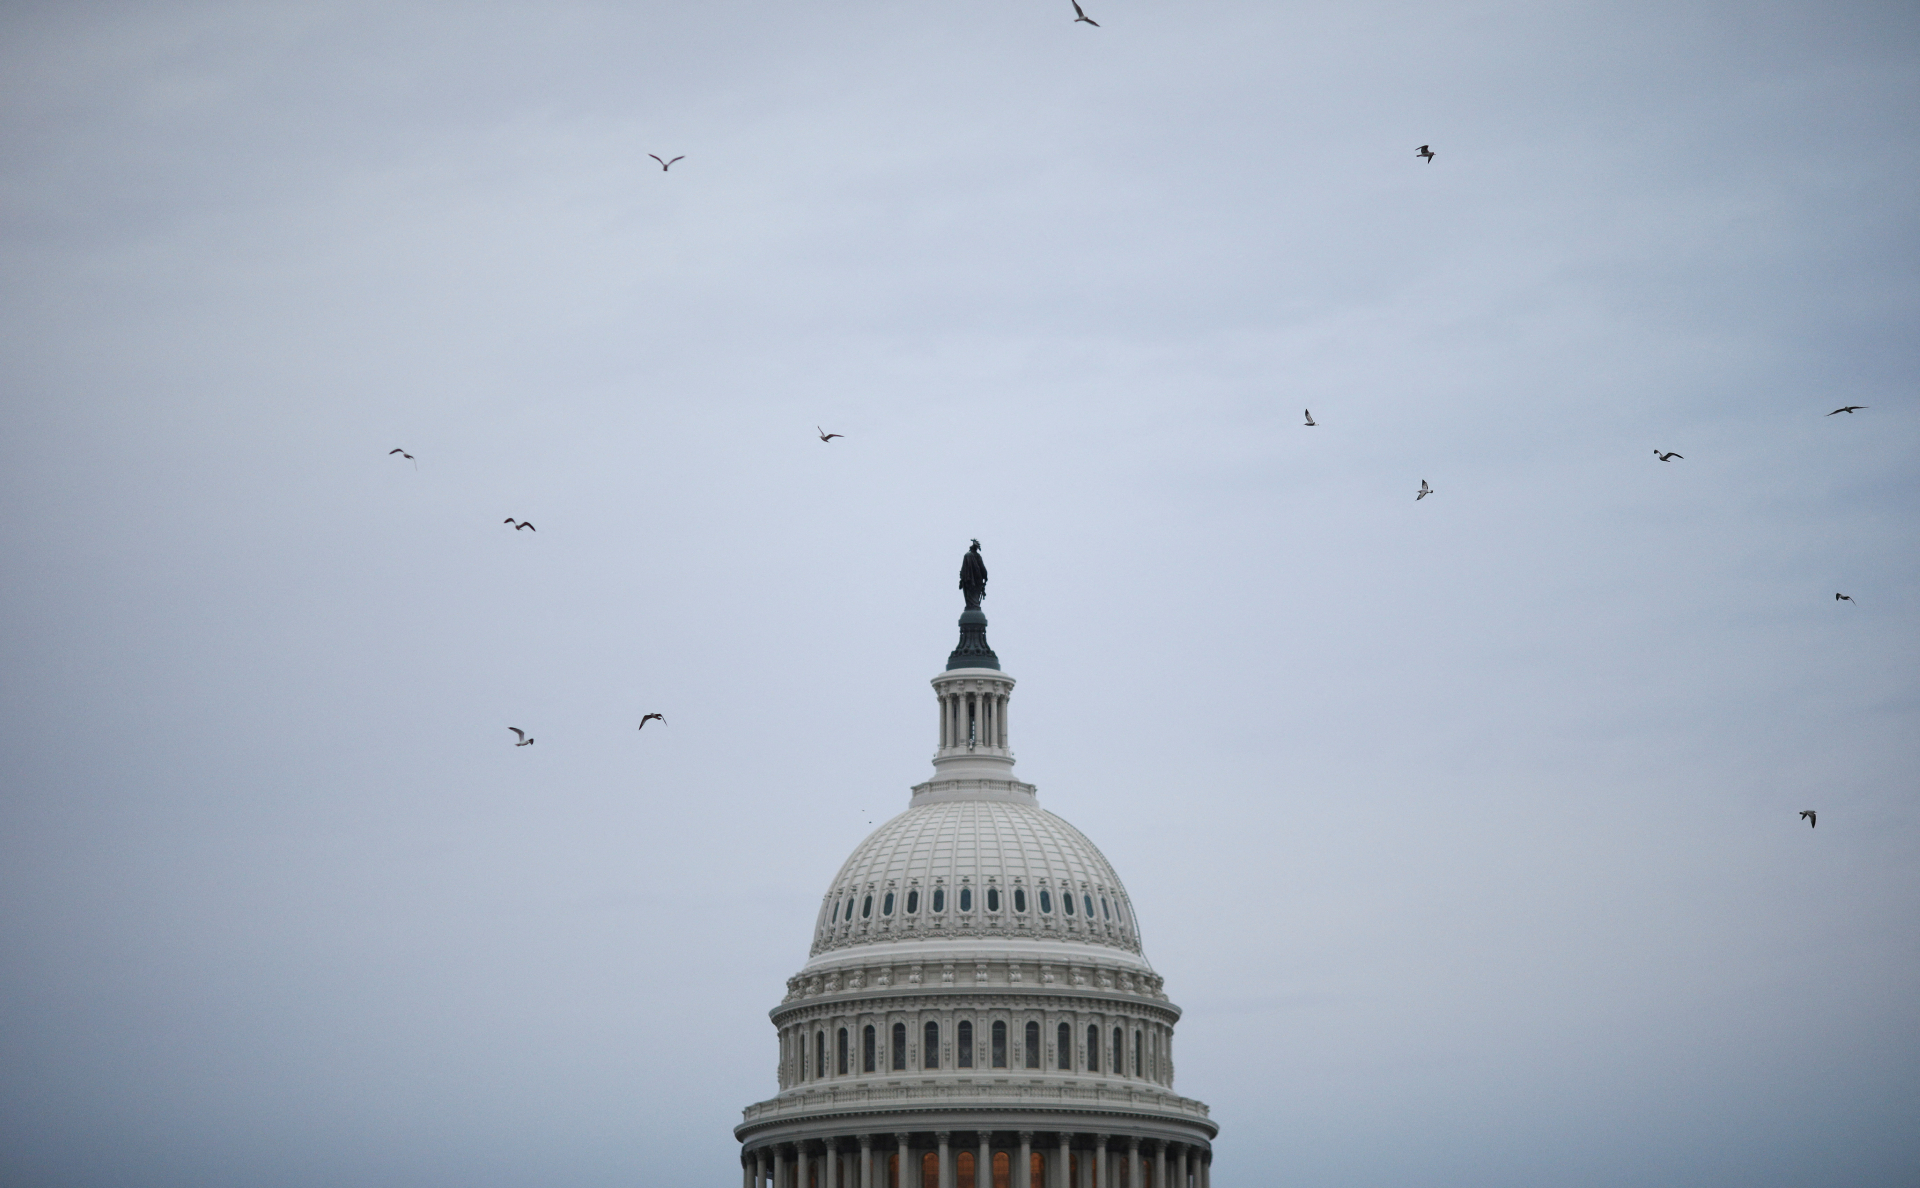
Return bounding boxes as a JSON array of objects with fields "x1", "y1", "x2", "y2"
[{"x1": 737, "y1": 543, "x2": 1215, "y2": 1188}]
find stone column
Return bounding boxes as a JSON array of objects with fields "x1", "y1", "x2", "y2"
[
  {"x1": 1153, "y1": 1142, "x2": 1166, "y2": 1188},
  {"x1": 896, "y1": 1134, "x2": 912, "y2": 1188},
  {"x1": 826, "y1": 1139, "x2": 840, "y2": 1188},
  {"x1": 1094, "y1": 1136, "x2": 1107, "y2": 1188},
  {"x1": 1198, "y1": 1152, "x2": 1209, "y2": 1188},
  {"x1": 860, "y1": 1135, "x2": 874, "y2": 1188},
  {"x1": 1172, "y1": 1146, "x2": 1186, "y2": 1188},
  {"x1": 1056, "y1": 1134, "x2": 1071, "y2": 1188},
  {"x1": 1017, "y1": 1133, "x2": 1032, "y2": 1188},
  {"x1": 743, "y1": 1153, "x2": 754, "y2": 1188},
  {"x1": 774, "y1": 1147, "x2": 787, "y2": 1188},
  {"x1": 798, "y1": 1144, "x2": 811, "y2": 1188},
  {"x1": 937, "y1": 1132, "x2": 951, "y2": 1188},
  {"x1": 977, "y1": 1134, "x2": 991, "y2": 1188}
]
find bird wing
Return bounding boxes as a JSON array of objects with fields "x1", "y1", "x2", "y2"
[
  {"x1": 390, "y1": 448, "x2": 404, "y2": 454},
  {"x1": 1071, "y1": 0, "x2": 1084, "y2": 13},
  {"x1": 1671, "y1": 453, "x2": 1682, "y2": 459},
  {"x1": 650, "y1": 154, "x2": 665, "y2": 165},
  {"x1": 509, "y1": 728, "x2": 525, "y2": 741},
  {"x1": 668, "y1": 156, "x2": 684, "y2": 165}
]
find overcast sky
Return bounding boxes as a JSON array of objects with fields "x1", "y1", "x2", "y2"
[{"x1": 1, "y1": 2, "x2": 1916, "y2": 1185}]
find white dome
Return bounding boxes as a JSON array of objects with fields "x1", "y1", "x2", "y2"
[{"x1": 809, "y1": 797, "x2": 1145, "y2": 960}]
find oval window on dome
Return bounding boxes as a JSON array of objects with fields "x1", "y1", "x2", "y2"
[
  {"x1": 1039, "y1": 889, "x2": 1052, "y2": 914},
  {"x1": 845, "y1": 898, "x2": 855, "y2": 922},
  {"x1": 1013, "y1": 888, "x2": 1027, "y2": 913},
  {"x1": 882, "y1": 892, "x2": 895, "y2": 916},
  {"x1": 906, "y1": 889, "x2": 919, "y2": 914},
  {"x1": 861, "y1": 895, "x2": 873, "y2": 919},
  {"x1": 1063, "y1": 891, "x2": 1075, "y2": 916},
  {"x1": 1085, "y1": 894, "x2": 1096, "y2": 918},
  {"x1": 959, "y1": 887, "x2": 972, "y2": 912},
  {"x1": 1101, "y1": 896, "x2": 1110, "y2": 919},
  {"x1": 932, "y1": 888, "x2": 945, "y2": 913},
  {"x1": 986, "y1": 887, "x2": 1000, "y2": 912}
]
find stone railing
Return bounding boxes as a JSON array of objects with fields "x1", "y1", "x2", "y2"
[{"x1": 740, "y1": 1080, "x2": 1211, "y2": 1124}]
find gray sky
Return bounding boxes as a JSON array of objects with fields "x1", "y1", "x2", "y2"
[{"x1": 1, "y1": 1, "x2": 1916, "y2": 1185}]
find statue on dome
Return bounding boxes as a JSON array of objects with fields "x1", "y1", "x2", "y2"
[{"x1": 959, "y1": 540, "x2": 988, "y2": 608}]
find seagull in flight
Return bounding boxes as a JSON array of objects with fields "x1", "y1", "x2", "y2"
[
  {"x1": 1826, "y1": 405, "x2": 1867, "y2": 415},
  {"x1": 1070, "y1": 0, "x2": 1099, "y2": 25},
  {"x1": 1836, "y1": 592, "x2": 1855, "y2": 604},
  {"x1": 503, "y1": 518, "x2": 535, "y2": 531},
  {"x1": 1655, "y1": 450, "x2": 1683, "y2": 462},
  {"x1": 1303, "y1": 409, "x2": 1316, "y2": 426},
  {"x1": 650, "y1": 154, "x2": 684, "y2": 171},
  {"x1": 1800, "y1": 810, "x2": 1816, "y2": 828},
  {"x1": 509, "y1": 727, "x2": 535, "y2": 747},
  {"x1": 1417, "y1": 145, "x2": 1435, "y2": 162},
  {"x1": 817, "y1": 426, "x2": 843, "y2": 442},
  {"x1": 638, "y1": 713, "x2": 665, "y2": 730},
  {"x1": 388, "y1": 448, "x2": 415, "y2": 468},
  {"x1": 1416, "y1": 479, "x2": 1433, "y2": 500}
]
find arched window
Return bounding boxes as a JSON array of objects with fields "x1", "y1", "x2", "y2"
[
  {"x1": 882, "y1": 891, "x2": 895, "y2": 916},
  {"x1": 827, "y1": 900, "x2": 840, "y2": 927},
  {"x1": 838, "y1": 1027, "x2": 849, "y2": 1075},
  {"x1": 906, "y1": 889, "x2": 919, "y2": 914},
  {"x1": 1086, "y1": 1024, "x2": 1099, "y2": 1071},
  {"x1": 1101, "y1": 896, "x2": 1110, "y2": 919},
  {"x1": 986, "y1": 887, "x2": 1000, "y2": 912},
  {"x1": 816, "y1": 1031, "x2": 826, "y2": 1079},
  {"x1": 959, "y1": 887, "x2": 972, "y2": 912},
  {"x1": 1112, "y1": 1027, "x2": 1123, "y2": 1075},
  {"x1": 1064, "y1": 891, "x2": 1075, "y2": 916},
  {"x1": 1057, "y1": 1022, "x2": 1071, "y2": 1069},
  {"x1": 1085, "y1": 895, "x2": 1096, "y2": 918},
  {"x1": 1025, "y1": 1021, "x2": 1041, "y2": 1069},
  {"x1": 932, "y1": 888, "x2": 945, "y2": 913},
  {"x1": 861, "y1": 895, "x2": 873, "y2": 919},
  {"x1": 923, "y1": 1021, "x2": 940, "y2": 1068},
  {"x1": 891, "y1": 1022, "x2": 907, "y2": 1070},
  {"x1": 957, "y1": 1020, "x2": 974, "y2": 1068},
  {"x1": 863, "y1": 1024, "x2": 876, "y2": 1073},
  {"x1": 1039, "y1": 889, "x2": 1053, "y2": 914},
  {"x1": 1134, "y1": 1029, "x2": 1143, "y2": 1077},
  {"x1": 845, "y1": 898, "x2": 855, "y2": 922},
  {"x1": 992, "y1": 1020, "x2": 1007, "y2": 1067},
  {"x1": 1013, "y1": 888, "x2": 1027, "y2": 912}
]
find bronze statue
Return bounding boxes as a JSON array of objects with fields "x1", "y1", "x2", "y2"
[{"x1": 959, "y1": 539, "x2": 988, "y2": 608}]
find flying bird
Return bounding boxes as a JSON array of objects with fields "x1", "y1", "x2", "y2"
[
  {"x1": 1417, "y1": 145, "x2": 1435, "y2": 162},
  {"x1": 1836, "y1": 592, "x2": 1855, "y2": 604},
  {"x1": 1800, "y1": 810, "x2": 1816, "y2": 828},
  {"x1": 638, "y1": 713, "x2": 665, "y2": 730},
  {"x1": 508, "y1": 728, "x2": 534, "y2": 747},
  {"x1": 1826, "y1": 405, "x2": 1867, "y2": 415},
  {"x1": 1070, "y1": 0, "x2": 1099, "y2": 25},
  {"x1": 1655, "y1": 450, "x2": 1683, "y2": 462},
  {"x1": 503, "y1": 519, "x2": 535, "y2": 531},
  {"x1": 817, "y1": 427, "x2": 843, "y2": 442},
  {"x1": 1416, "y1": 479, "x2": 1432, "y2": 500},
  {"x1": 1304, "y1": 409, "x2": 1316, "y2": 426},
  {"x1": 650, "y1": 154, "x2": 684, "y2": 171},
  {"x1": 388, "y1": 448, "x2": 415, "y2": 462}
]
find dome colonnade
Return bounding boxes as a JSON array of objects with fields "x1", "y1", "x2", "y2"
[{"x1": 737, "y1": 548, "x2": 1216, "y2": 1187}]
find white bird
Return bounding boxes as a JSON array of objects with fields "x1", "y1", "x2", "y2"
[
  {"x1": 1416, "y1": 479, "x2": 1432, "y2": 500},
  {"x1": 1655, "y1": 450, "x2": 1683, "y2": 462},
  {"x1": 1800, "y1": 810, "x2": 1816, "y2": 828},
  {"x1": 509, "y1": 727, "x2": 535, "y2": 747},
  {"x1": 1070, "y1": 0, "x2": 1099, "y2": 25},
  {"x1": 1303, "y1": 409, "x2": 1316, "y2": 426},
  {"x1": 1417, "y1": 144, "x2": 1435, "y2": 162},
  {"x1": 650, "y1": 154, "x2": 684, "y2": 171}
]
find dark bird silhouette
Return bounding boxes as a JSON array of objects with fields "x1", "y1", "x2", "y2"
[
  {"x1": 503, "y1": 519, "x2": 535, "y2": 531},
  {"x1": 1836, "y1": 592, "x2": 1855, "y2": 604},
  {"x1": 1417, "y1": 145, "x2": 1435, "y2": 162},
  {"x1": 1827, "y1": 405, "x2": 1867, "y2": 415},
  {"x1": 1416, "y1": 479, "x2": 1433, "y2": 500},
  {"x1": 1800, "y1": 810, "x2": 1816, "y2": 828},
  {"x1": 388, "y1": 448, "x2": 416, "y2": 470},
  {"x1": 1655, "y1": 450, "x2": 1683, "y2": 462},
  {"x1": 1070, "y1": 0, "x2": 1099, "y2": 25},
  {"x1": 650, "y1": 154, "x2": 684, "y2": 171},
  {"x1": 638, "y1": 713, "x2": 665, "y2": 730},
  {"x1": 509, "y1": 727, "x2": 534, "y2": 747},
  {"x1": 1304, "y1": 409, "x2": 1316, "y2": 426},
  {"x1": 817, "y1": 426, "x2": 843, "y2": 442}
]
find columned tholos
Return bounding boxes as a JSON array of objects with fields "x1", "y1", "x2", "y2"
[{"x1": 734, "y1": 544, "x2": 1218, "y2": 1187}]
